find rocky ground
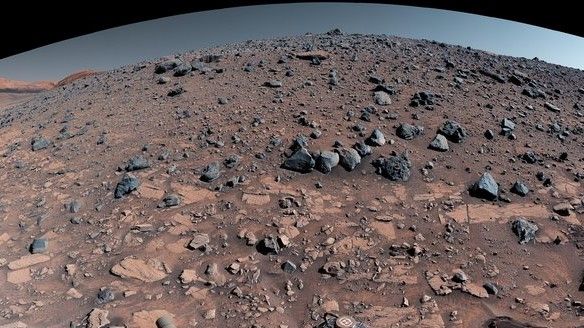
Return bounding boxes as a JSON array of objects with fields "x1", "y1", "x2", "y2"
[{"x1": 0, "y1": 30, "x2": 583, "y2": 328}]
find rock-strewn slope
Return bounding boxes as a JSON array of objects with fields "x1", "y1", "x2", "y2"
[{"x1": 0, "y1": 31, "x2": 583, "y2": 328}]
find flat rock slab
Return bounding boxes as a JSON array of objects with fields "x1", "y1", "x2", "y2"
[
  {"x1": 446, "y1": 203, "x2": 550, "y2": 223},
  {"x1": 110, "y1": 258, "x2": 167, "y2": 282},
  {"x1": 8, "y1": 254, "x2": 50, "y2": 270},
  {"x1": 242, "y1": 193, "x2": 271, "y2": 205},
  {"x1": 7, "y1": 268, "x2": 31, "y2": 284},
  {"x1": 0, "y1": 322, "x2": 28, "y2": 328},
  {"x1": 462, "y1": 283, "x2": 489, "y2": 298},
  {"x1": 170, "y1": 183, "x2": 215, "y2": 204}
]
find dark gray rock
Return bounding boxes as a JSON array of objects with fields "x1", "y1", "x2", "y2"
[
  {"x1": 336, "y1": 148, "x2": 361, "y2": 171},
  {"x1": 30, "y1": 238, "x2": 48, "y2": 254},
  {"x1": 281, "y1": 260, "x2": 297, "y2": 273},
  {"x1": 114, "y1": 174, "x2": 140, "y2": 199},
  {"x1": 173, "y1": 62, "x2": 192, "y2": 76},
  {"x1": 352, "y1": 141, "x2": 372, "y2": 157},
  {"x1": 522, "y1": 87, "x2": 546, "y2": 99},
  {"x1": 315, "y1": 150, "x2": 339, "y2": 174},
  {"x1": 396, "y1": 123, "x2": 424, "y2": 140},
  {"x1": 125, "y1": 155, "x2": 150, "y2": 171},
  {"x1": 522, "y1": 151, "x2": 539, "y2": 164},
  {"x1": 161, "y1": 194, "x2": 181, "y2": 207},
  {"x1": 223, "y1": 154, "x2": 241, "y2": 168},
  {"x1": 544, "y1": 102, "x2": 561, "y2": 113},
  {"x1": 438, "y1": 120, "x2": 468, "y2": 143},
  {"x1": 328, "y1": 70, "x2": 339, "y2": 86},
  {"x1": 428, "y1": 134, "x2": 449, "y2": 152},
  {"x1": 154, "y1": 59, "x2": 181, "y2": 74},
  {"x1": 483, "y1": 282, "x2": 499, "y2": 295},
  {"x1": 452, "y1": 271, "x2": 468, "y2": 283},
  {"x1": 409, "y1": 91, "x2": 436, "y2": 107},
  {"x1": 31, "y1": 137, "x2": 50, "y2": 151},
  {"x1": 282, "y1": 147, "x2": 315, "y2": 173},
  {"x1": 511, "y1": 181, "x2": 529, "y2": 196},
  {"x1": 484, "y1": 129, "x2": 495, "y2": 140},
  {"x1": 66, "y1": 200, "x2": 81, "y2": 213},
  {"x1": 97, "y1": 288, "x2": 115, "y2": 304},
  {"x1": 479, "y1": 69, "x2": 506, "y2": 83},
  {"x1": 366, "y1": 128, "x2": 386, "y2": 146},
  {"x1": 167, "y1": 86, "x2": 184, "y2": 97},
  {"x1": 257, "y1": 235, "x2": 280, "y2": 255},
  {"x1": 264, "y1": 80, "x2": 282, "y2": 88},
  {"x1": 500, "y1": 118, "x2": 516, "y2": 135},
  {"x1": 200, "y1": 162, "x2": 221, "y2": 182},
  {"x1": 372, "y1": 153, "x2": 412, "y2": 182},
  {"x1": 373, "y1": 91, "x2": 391, "y2": 105},
  {"x1": 290, "y1": 135, "x2": 308, "y2": 151},
  {"x1": 511, "y1": 218, "x2": 539, "y2": 244},
  {"x1": 469, "y1": 172, "x2": 498, "y2": 200}
]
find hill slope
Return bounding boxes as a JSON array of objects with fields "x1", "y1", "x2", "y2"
[{"x1": 0, "y1": 32, "x2": 583, "y2": 328}]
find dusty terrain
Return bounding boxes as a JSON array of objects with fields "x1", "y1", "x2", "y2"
[{"x1": 0, "y1": 31, "x2": 583, "y2": 328}]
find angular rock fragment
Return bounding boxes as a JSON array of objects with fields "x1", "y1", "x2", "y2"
[
  {"x1": 438, "y1": 120, "x2": 467, "y2": 143},
  {"x1": 188, "y1": 233, "x2": 210, "y2": 251},
  {"x1": 366, "y1": 128, "x2": 386, "y2": 146},
  {"x1": 257, "y1": 235, "x2": 281, "y2": 255},
  {"x1": 352, "y1": 141, "x2": 372, "y2": 157},
  {"x1": 372, "y1": 153, "x2": 412, "y2": 181},
  {"x1": 396, "y1": 123, "x2": 424, "y2": 140},
  {"x1": 31, "y1": 136, "x2": 50, "y2": 151},
  {"x1": 510, "y1": 180, "x2": 529, "y2": 196},
  {"x1": 511, "y1": 218, "x2": 538, "y2": 244},
  {"x1": 200, "y1": 162, "x2": 221, "y2": 182},
  {"x1": 469, "y1": 172, "x2": 498, "y2": 200},
  {"x1": 428, "y1": 134, "x2": 449, "y2": 152},
  {"x1": 282, "y1": 147, "x2": 315, "y2": 173},
  {"x1": 114, "y1": 174, "x2": 140, "y2": 199},
  {"x1": 124, "y1": 155, "x2": 150, "y2": 171},
  {"x1": 30, "y1": 238, "x2": 48, "y2": 254}
]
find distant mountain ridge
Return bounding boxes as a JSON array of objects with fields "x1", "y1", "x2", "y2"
[{"x1": 0, "y1": 70, "x2": 95, "y2": 93}]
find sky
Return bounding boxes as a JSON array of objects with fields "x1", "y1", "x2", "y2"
[{"x1": 1, "y1": 3, "x2": 584, "y2": 81}]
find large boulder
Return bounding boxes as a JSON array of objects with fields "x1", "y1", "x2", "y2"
[
  {"x1": 469, "y1": 172, "x2": 498, "y2": 200},
  {"x1": 336, "y1": 148, "x2": 361, "y2": 171},
  {"x1": 372, "y1": 153, "x2": 412, "y2": 181},
  {"x1": 315, "y1": 150, "x2": 339, "y2": 174},
  {"x1": 282, "y1": 147, "x2": 315, "y2": 173}
]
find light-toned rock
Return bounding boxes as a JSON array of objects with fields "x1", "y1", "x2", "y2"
[
  {"x1": 462, "y1": 283, "x2": 489, "y2": 298},
  {"x1": 8, "y1": 254, "x2": 50, "y2": 270},
  {"x1": 67, "y1": 288, "x2": 83, "y2": 299},
  {"x1": 180, "y1": 269, "x2": 200, "y2": 284},
  {"x1": 0, "y1": 321, "x2": 27, "y2": 328},
  {"x1": 86, "y1": 308, "x2": 109, "y2": 328},
  {"x1": 7, "y1": 268, "x2": 31, "y2": 284},
  {"x1": 110, "y1": 258, "x2": 167, "y2": 282}
]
